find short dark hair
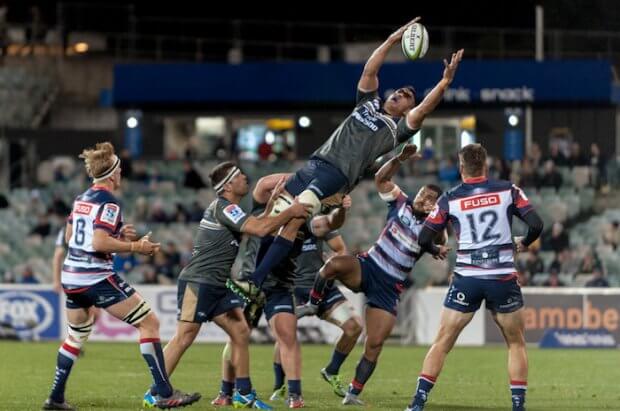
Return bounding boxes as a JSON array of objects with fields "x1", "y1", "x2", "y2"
[
  {"x1": 458, "y1": 144, "x2": 487, "y2": 177},
  {"x1": 425, "y1": 184, "x2": 443, "y2": 199},
  {"x1": 208, "y1": 161, "x2": 236, "y2": 189}
]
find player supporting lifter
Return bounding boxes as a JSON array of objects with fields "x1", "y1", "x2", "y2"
[
  {"x1": 271, "y1": 195, "x2": 363, "y2": 401},
  {"x1": 297, "y1": 144, "x2": 449, "y2": 406},
  {"x1": 238, "y1": 18, "x2": 464, "y2": 296},
  {"x1": 226, "y1": 174, "x2": 351, "y2": 409},
  {"x1": 142, "y1": 162, "x2": 311, "y2": 410},
  {"x1": 42, "y1": 142, "x2": 200, "y2": 411},
  {"x1": 405, "y1": 144, "x2": 544, "y2": 411}
]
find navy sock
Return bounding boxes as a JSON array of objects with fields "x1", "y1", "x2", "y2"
[
  {"x1": 250, "y1": 236, "x2": 294, "y2": 288},
  {"x1": 411, "y1": 374, "x2": 436, "y2": 407},
  {"x1": 510, "y1": 380, "x2": 527, "y2": 408},
  {"x1": 349, "y1": 356, "x2": 376, "y2": 395},
  {"x1": 273, "y1": 362, "x2": 286, "y2": 390},
  {"x1": 288, "y1": 379, "x2": 302, "y2": 396},
  {"x1": 140, "y1": 338, "x2": 173, "y2": 398},
  {"x1": 221, "y1": 380, "x2": 234, "y2": 396},
  {"x1": 325, "y1": 349, "x2": 348, "y2": 376},
  {"x1": 49, "y1": 342, "x2": 81, "y2": 402},
  {"x1": 236, "y1": 377, "x2": 252, "y2": 395}
]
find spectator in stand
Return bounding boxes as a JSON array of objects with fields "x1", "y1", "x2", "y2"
[
  {"x1": 171, "y1": 203, "x2": 189, "y2": 223},
  {"x1": 438, "y1": 157, "x2": 460, "y2": 184},
  {"x1": 590, "y1": 143, "x2": 607, "y2": 188},
  {"x1": 141, "y1": 266, "x2": 160, "y2": 284},
  {"x1": 50, "y1": 193, "x2": 71, "y2": 217},
  {"x1": 258, "y1": 139, "x2": 273, "y2": 162},
  {"x1": 131, "y1": 161, "x2": 150, "y2": 183},
  {"x1": 30, "y1": 213, "x2": 51, "y2": 238},
  {"x1": 545, "y1": 141, "x2": 569, "y2": 167},
  {"x1": 489, "y1": 158, "x2": 511, "y2": 181},
  {"x1": 538, "y1": 160, "x2": 563, "y2": 191},
  {"x1": 163, "y1": 241, "x2": 181, "y2": 274},
  {"x1": 577, "y1": 248, "x2": 603, "y2": 275},
  {"x1": 585, "y1": 268, "x2": 610, "y2": 288},
  {"x1": 212, "y1": 136, "x2": 228, "y2": 160},
  {"x1": 3, "y1": 270, "x2": 15, "y2": 283},
  {"x1": 517, "y1": 249, "x2": 545, "y2": 281},
  {"x1": 0, "y1": 192, "x2": 8, "y2": 209},
  {"x1": 120, "y1": 149, "x2": 133, "y2": 179},
  {"x1": 543, "y1": 268, "x2": 565, "y2": 287},
  {"x1": 602, "y1": 220, "x2": 620, "y2": 251},
  {"x1": 19, "y1": 266, "x2": 39, "y2": 284},
  {"x1": 149, "y1": 200, "x2": 169, "y2": 224},
  {"x1": 152, "y1": 251, "x2": 174, "y2": 280},
  {"x1": 188, "y1": 200, "x2": 204, "y2": 222},
  {"x1": 113, "y1": 252, "x2": 139, "y2": 277},
  {"x1": 182, "y1": 161, "x2": 207, "y2": 190},
  {"x1": 543, "y1": 222, "x2": 570, "y2": 253},
  {"x1": 518, "y1": 159, "x2": 538, "y2": 188},
  {"x1": 567, "y1": 142, "x2": 588, "y2": 168},
  {"x1": 528, "y1": 142, "x2": 543, "y2": 169}
]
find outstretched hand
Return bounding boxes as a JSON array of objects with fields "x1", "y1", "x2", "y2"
[
  {"x1": 442, "y1": 49, "x2": 464, "y2": 84},
  {"x1": 397, "y1": 144, "x2": 421, "y2": 162},
  {"x1": 388, "y1": 17, "x2": 421, "y2": 44}
]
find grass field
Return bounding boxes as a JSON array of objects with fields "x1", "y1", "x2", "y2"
[{"x1": 1, "y1": 341, "x2": 618, "y2": 411}]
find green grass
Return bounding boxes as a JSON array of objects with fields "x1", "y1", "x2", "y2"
[{"x1": 1, "y1": 342, "x2": 618, "y2": 410}]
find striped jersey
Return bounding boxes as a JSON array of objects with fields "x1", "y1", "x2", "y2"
[
  {"x1": 424, "y1": 177, "x2": 533, "y2": 278},
  {"x1": 62, "y1": 186, "x2": 123, "y2": 286},
  {"x1": 368, "y1": 186, "x2": 424, "y2": 282}
]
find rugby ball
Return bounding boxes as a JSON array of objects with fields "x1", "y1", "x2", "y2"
[{"x1": 401, "y1": 23, "x2": 429, "y2": 60}]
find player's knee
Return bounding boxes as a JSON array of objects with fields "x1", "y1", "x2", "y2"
[
  {"x1": 67, "y1": 315, "x2": 95, "y2": 345},
  {"x1": 321, "y1": 258, "x2": 339, "y2": 279},
  {"x1": 298, "y1": 189, "x2": 321, "y2": 216},
  {"x1": 122, "y1": 299, "x2": 154, "y2": 328},
  {"x1": 276, "y1": 327, "x2": 297, "y2": 348},
  {"x1": 342, "y1": 317, "x2": 363, "y2": 339},
  {"x1": 365, "y1": 335, "x2": 385, "y2": 355},
  {"x1": 231, "y1": 322, "x2": 251, "y2": 344}
]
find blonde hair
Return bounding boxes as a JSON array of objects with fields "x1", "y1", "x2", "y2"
[{"x1": 79, "y1": 142, "x2": 117, "y2": 179}]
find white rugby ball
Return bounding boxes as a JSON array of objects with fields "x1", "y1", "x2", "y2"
[{"x1": 401, "y1": 23, "x2": 429, "y2": 60}]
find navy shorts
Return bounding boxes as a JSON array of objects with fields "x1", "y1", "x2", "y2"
[
  {"x1": 264, "y1": 288, "x2": 295, "y2": 321},
  {"x1": 295, "y1": 286, "x2": 346, "y2": 318},
  {"x1": 64, "y1": 274, "x2": 135, "y2": 309},
  {"x1": 285, "y1": 157, "x2": 349, "y2": 199},
  {"x1": 177, "y1": 280, "x2": 244, "y2": 323},
  {"x1": 444, "y1": 274, "x2": 524, "y2": 314},
  {"x1": 358, "y1": 255, "x2": 405, "y2": 316}
]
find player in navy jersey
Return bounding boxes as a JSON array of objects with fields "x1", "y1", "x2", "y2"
[
  {"x1": 405, "y1": 144, "x2": 544, "y2": 411},
  {"x1": 236, "y1": 18, "x2": 464, "y2": 300},
  {"x1": 298, "y1": 144, "x2": 449, "y2": 406},
  {"x1": 42, "y1": 142, "x2": 200, "y2": 410}
]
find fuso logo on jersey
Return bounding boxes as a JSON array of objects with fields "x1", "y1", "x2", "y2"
[
  {"x1": 74, "y1": 202, "x2": 93, "y2": 215},
  {"x1": 223, "y1": 204, "x2": 246, "y2": 224},
  {"x1": 461, "y1": 194, "x2": 500, "y2": 211},
  {"x1": 100, "y1": 203, "x2": 120, "y2": 226}
]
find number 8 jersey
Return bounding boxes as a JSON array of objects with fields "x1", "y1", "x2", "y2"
[
  {"x1": 62, "y1": 186, "x2": 123, "y2": 286},
  {"x1": 424, "y1": 176, "x2": 533, "y2": 278}
]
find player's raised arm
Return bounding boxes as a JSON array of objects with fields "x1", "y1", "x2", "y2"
[
  {"x1": 358, "y1": 17, "x2": 420, "y2": 92},
  {"x1": 374, "y1": 144, "x2": 420, "y2": 195},
  {"x1": 406, "y1": 48, "x2": 464, "y2": 130}
]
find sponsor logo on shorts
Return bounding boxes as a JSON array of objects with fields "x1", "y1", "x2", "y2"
[{"x1": 453, "y1": 291, "x2": 469, "y2": 306}]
